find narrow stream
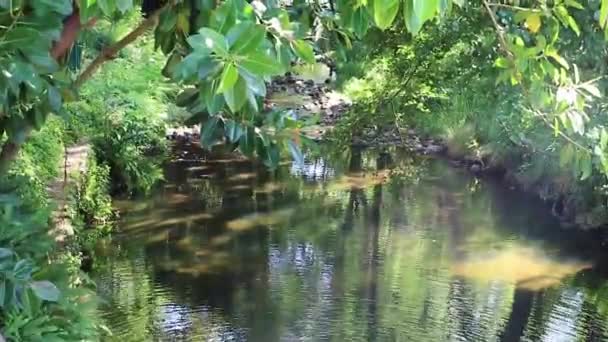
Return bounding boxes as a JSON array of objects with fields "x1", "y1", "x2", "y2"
[{"x1": 94, "y1": 146, "x2": 608, "y2": 341}]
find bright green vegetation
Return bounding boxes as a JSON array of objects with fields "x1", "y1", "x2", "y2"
[
  {"x1": 2, "y1": 0, "x2": 608, "y2": 340},
  {"x1": 334, "y1": 3, "x2": 608, "y2": 227}
]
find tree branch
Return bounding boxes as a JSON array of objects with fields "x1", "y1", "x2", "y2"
[
  {"x1": 74, "y1": 3, "x2": 171, "y2": 89},
  {"x1": 482, "y1": 0, "x2": 513, "y2": 58}
]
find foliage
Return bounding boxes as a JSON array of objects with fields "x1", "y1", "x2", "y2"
[
  {"x1": 93, "y1": 109, "x2": 167, "y2": 195},
  {"x1": 1, "y1": 117, "x2": 64, "y2": 209},
  {"x1": 64, "y1": 36, "x2": 170, "y2": 195},
  {"x1": 0, "y1": 195, "x2": 102, "y2": 341},
  {"x1": 70, "y1": 154, "x2": 114, "y2": 233}
]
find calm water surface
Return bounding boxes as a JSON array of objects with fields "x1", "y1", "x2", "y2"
[{"x1": 94, "y1": 147, "x2": 608, "y2": 341}]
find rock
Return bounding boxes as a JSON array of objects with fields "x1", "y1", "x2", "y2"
[
  {"x1": 425, "y1": 144, "x2": 446, "y2": 154},
  {"x1": 470, "y1": 162, "x2": 482, "y2": 174}
]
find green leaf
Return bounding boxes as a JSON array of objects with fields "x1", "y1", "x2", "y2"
[
  {"x1": 581, "y1": 83, "x2": 601, "y2": 97},
  {"x1": 224, "y1": 119, "x2": 243, "y2": 142},
  {"x1": 601, "y1": 0, "x2": 608, "y2": 28},
  {"x1": 198, "y1": 57, "x2": 221, "y2": 79},
  {"x1": 239, "y1": 127, "x2": 256, "y2": 156},
  {"x1": 403, "y1": 0, "x2": 422, "y2": 34},
  {"x1": 203, "y1": 83, "x2": 225, "y2": 114},
  {"x1": 564, "y1": 0, "x2": 584, "y2": 9},
  {"x1": 210, "y1": 1, "x2": 237, "y2": 34},
  {"x1": 352, "y1": 8, "x2": 369, "y2": 38},
  {"x1": 194, "y1": 28, "x2": 229, "y2": 56},
  {"x1": 238, "y1": 52, "x2": 284, "y2": 76},
  {"x1": 546, "y1": 49, "x2": 569, "y2": 70},
  {"x1": 567, "y1": 15, "x2": 580, "y2": 36},
  {"x1": 228, "y1": 23, "x2": 266, "y2": 54},
  {"x1": 117, "y1": 0, "x2": 133, "y2": 13},
  {"x1": 238, "y1": 67, "x2": 267, "y2": 96},
  {"x1": 176, "y1": 88, "x2": 199, "y2": 107},
  {"x1": 97, "y1": 0, "x2": 115, "y2": 16},
  {"x1": 173, "y1": 52, "x2": 206, "y2": 80},
  {"x1": 494, "y1": 57, "x2": 510, "y2": 69},
  {"x1": 37, "y1": 0, "x2": 73, "y2": 16},
  {"x1": 29, "y1": 281, "x2": 60, "y2": 302},
  {"x1": 264, "y1": 144, "x2": 280, "y2": 168},
  {"x1": 414, "y1": 0, "x2": 438, "y2": 23},
  {"x1": 276, "y1": 40, "x2": 292, "y2": 70},
  {"x1": 48, "y1": 87, "x2": 62, "y2": 112},
  {"x1": 224, "y1": 76, "x2": 248, "y2": 112},
  {"x1": 217, "y1": 63, "x2": 239, "y2": 94},
  {"x1": 374, "y1": 0, "x2": 400, "y2": 30},
  {"x1": 291, "y1": 40, "x2": 315, "y2": 64},
  {"x1": 201, "y1": 116, "x2": 220, "y2": 148},
  {"x1": 288, "y1": 140, "x2": 305, "y2": 166}
]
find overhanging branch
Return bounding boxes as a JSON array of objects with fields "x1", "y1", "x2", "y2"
[{"x1": 74, "y1": 2, "x2": 173, "y2": 89}]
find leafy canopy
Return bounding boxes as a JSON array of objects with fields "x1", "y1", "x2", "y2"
[{"x1": 1, "y1": 0, "x2": 608, "y2": 176}]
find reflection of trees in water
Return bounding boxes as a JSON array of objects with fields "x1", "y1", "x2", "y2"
[{"x1": 96, "y1": 147, "x2": 608, "y2": 341}]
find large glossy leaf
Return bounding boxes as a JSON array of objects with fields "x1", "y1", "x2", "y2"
[
  {"x1": 352, "y1": 8, "x2": 369, "y2": 38},
  {"x1": 174, "y1": 52, "x2": 205, "y2": 80},
  {"x1": 224, "y1": 76, "x2": 248, "y2": 112},
  {"x1": 264, "y1": 144, "x2": 280, "y2": 168},
  {"x1": 29, "y1": 281, "x2": 60, "y2": 302},
  {"x1": 201, "y1": 116, "x2": 221, "y2": 148},
  {"x1": 276, "y1": 40, "x2": 292, "y2": 70},
  {"x1": 239, "y1": 127, "x2": 256, "y2": 156},
  {"x1": 117, "y1": 0, "x2": 133, "y2": 13},
  {"x1": 238, "y1": 67, "x2": 267, "y2": 96},
  {"x1": 403, "y1": 0, "x2": 422, "y2": 34},
  {"x1": 36, "y1": 0, "x2": 73, "y2": 16},
  {"x1": 193, "y1": 28, "x2": 229, "y2": 56},
  {"x1": 203, "y1": 84, "x2": 225, "y2": 114},
  {"x1": 211, "y1": 0, "x2": 237, "y2": 33},
  {"x1": 224, "y1": 119, "x2": 243, "y2": 142},
  {"x1": 217, "y1": 63, "x2": 239, "y2": 93},
  {"x1": 97, "y1": 0, "x2": 115, "y2": 16},
  {"x1": 228, "y1": 23, "x2": 266, "y2": 54},
  {"x1": 374, "y1": 0, "x2": 400, "y2": 30},
  {"x1": 413, "y1": 0, "x2": 438, "y2": 24},
  {"x1": 238, "y1": 52, "x2": 284, "y2": 76},
  {"x1": 198, "y1": 57, "x2": 222, "y2": 79}
]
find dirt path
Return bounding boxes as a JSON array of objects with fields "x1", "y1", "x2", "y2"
[{"x1": 48, "y1": 143, "x2": 90, "y2": 242}]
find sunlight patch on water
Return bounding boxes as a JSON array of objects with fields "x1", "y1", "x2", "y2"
[
  {"x1": 451, "y1": 246, "x2": 592, "y2": 291},
  {"x1": 226, "y1": 208, "x2": 295, "y2": 231}
]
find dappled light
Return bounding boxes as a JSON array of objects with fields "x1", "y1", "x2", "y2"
[{"x1": 452, "y1": 246, "x2": 592, "y2": 291}]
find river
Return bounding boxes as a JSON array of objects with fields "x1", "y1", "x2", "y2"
[{"x1": 93, "y1": 145, "x2": 608, "y2": 341}]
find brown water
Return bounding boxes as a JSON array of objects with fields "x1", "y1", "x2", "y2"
[{"x1": 94, "y1": 147, "x2": 608, "y2": 341}]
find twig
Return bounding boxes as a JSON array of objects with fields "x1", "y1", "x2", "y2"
[
  {"x1": 482, "y1": 0, "x2": 513, "y2": 58},
  {"x1": 74, "y1": 2, "x2": 173, "y2": 88},
  {"x1": 532, "y1": 109, "x2": 591, "y2": 153},
  {"x1": 486, "y1": 3, "x2": 542, "y2": 13}
]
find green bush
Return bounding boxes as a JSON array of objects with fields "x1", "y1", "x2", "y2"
[
  {"x1": 64, "y1": 36, "x2": 171, "y2": 196},
  {"x1": 2, "y1": 118, "x2": 65, "y2": 209},
  {"x1": 92, "y1": 109, "x2": 166, "y2": 195},
  {"x1": 71, "y1": 154, "x2": 114, "y2": 234},
  {"x1": 0, "y1": 194, "x2": 102, "y2": 341}
]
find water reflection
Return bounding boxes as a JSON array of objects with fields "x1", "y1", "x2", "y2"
[{"x1": 94, "y1": 147, "x2": 608, "y2": 341}]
